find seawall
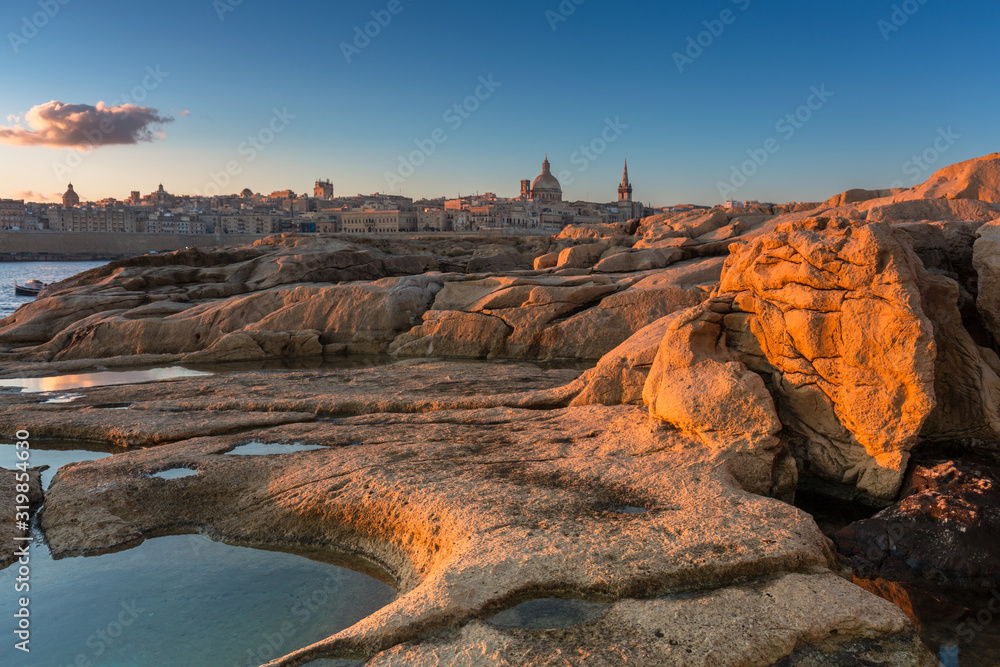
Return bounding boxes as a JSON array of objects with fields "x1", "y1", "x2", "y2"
[{"x1": 0, "y1": 231, "x2": 268, "y2": 260}]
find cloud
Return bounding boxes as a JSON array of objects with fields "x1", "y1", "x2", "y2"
[
  {"x1": 10, "y1": 190, "x2": 61, "y2": 203},
  {"x1": 0, "y1": 101, "x2": 174, "y2": 149}
]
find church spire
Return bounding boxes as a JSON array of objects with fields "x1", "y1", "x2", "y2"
[{"x1": 618, "y1": 159, "x2": 633, "y2": 202}]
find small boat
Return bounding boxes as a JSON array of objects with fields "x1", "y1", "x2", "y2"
[{"x1": 14, "y1": 279, "x2": 47, "y2": 297}]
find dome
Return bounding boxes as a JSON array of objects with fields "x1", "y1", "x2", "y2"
[
  {"x1": 532, "y1": 172, "x2": 561, "y2": 193},
  {"x1": 530, "y1": 156, "x2": 562, "y2": 201}
]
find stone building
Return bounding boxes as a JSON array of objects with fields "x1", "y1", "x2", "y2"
[
  {"x1": 48, "y1": 207, "x2": 138, "y2": 233},
  {"x1": 314, "y1": 180, "x2": 334, "y2": 198},
  {"x1": 341, "y1": 209, "x2": 419, "y2": 234},
  {"x1": 0, "y1": 199, "x2": 26, "y2": 228}
]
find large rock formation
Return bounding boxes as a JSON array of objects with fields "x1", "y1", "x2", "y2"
[{"x1": 719, "y1": 219, "x2": 937, "y2": 500}]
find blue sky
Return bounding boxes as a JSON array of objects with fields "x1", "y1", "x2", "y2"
[{"x1": 0, "y1": 0, "x2": 997, "y2": 206}]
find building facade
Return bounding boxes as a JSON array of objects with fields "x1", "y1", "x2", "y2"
[
  {"x1": 0, "y1": 199, "x2": 26, "y2": 228},
  {"x1": 48, "y1": 207, "x2": 139, "y2": 233}
]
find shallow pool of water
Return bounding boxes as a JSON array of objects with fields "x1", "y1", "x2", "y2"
[
  {"x1": 488, "y1": 598, "x2": 610, "y2": 630},
  {"x1": 0, "y1": 366, "x2": 212, "y2": 394},
  {"x1": 0, "y1": 534, "x2": 395, "y2": 667},
  {"x1": 227, "y1": 442, "x2": 327, "y2": 457},
  {"x1": 151, "y1": 467, "x2": 199, "y2": 480},
  {"x1": 0, "y1": 439, "x2": 130, "y2": 488}
]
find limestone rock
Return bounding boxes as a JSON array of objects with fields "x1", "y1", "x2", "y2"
[
  {"x1": 571, "y1": 315, "x2": 676, "y2": 407},
  {"x1": 835, "y1": 460, "x2": 1000, "y2": 589},
  {"x1": 823, "y1": 188, "x2": 902, "y2": 208},
  {"x1": 1, "y1": 467, "x2": 43, "y2": 568},
  {"x1": 592, "y1": 247, "x2": 683, "y2": 273},
  {"x1": 917, "y1": 272, "x2": 1000, "y2": 445},
  {"x1": 556, "y1": 243, "x2": 608, "y2": 269},
  {"x1": 391, "y1": 276, "x2": 619, "y2": 360},
  {"x1": 532, "y1": 251, "x2": 559, "y2": 270},
  {"x1": 974, "y1": 220, "x2": 1000, "y2": 342},
  {"x1": 466, "y1": 245, "x2": 530, "y2": 274},
  {"x1": 865, "y1": 198, "x2": 998, "y2": 224},
  {"x1": 643, "y1": 300, "x2": 782, "y2": 455},
  {"x1": 906, "y1": 152, "x2": 1000, "y2": 203},
  {"x1": 388, "y1": 310, "x2": 512, "y2": 358},
  {"x1": 365, "y1": 573, "x2": 930, "y2": 667},
  {"x1": 183, "y1": 330, "x2": 323, "y2": 364},
  {"x1": 720, "y1": 218, "x2": 938, "y2": 500},
  {"x1": 556, "y1": 222, "x2": 632, "y2": 240}
]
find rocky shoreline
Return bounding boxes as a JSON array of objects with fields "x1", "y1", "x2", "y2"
[{"x1": 6, "y1": 153, "x2": 1000, "y2": 664}]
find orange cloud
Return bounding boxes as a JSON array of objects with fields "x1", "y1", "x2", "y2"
[
  {"x1": 9, "y1": 190, "x2": 61, "y2": 203},
  {"x1": 0, "y1": 101, "x2": 173, "y2": 149}
]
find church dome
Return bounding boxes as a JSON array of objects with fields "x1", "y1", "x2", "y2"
[{"x1": 530, "y1": 156, "x2": 562, "y2": 201}]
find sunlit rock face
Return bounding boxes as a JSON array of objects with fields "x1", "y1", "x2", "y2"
[{"x1": 636, "y1": 218, "x2": 938, "y2": 500}]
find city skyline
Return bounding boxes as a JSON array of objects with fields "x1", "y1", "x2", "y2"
[{"x1": 2, "y1": 0, "x2": 999, "y2": 206}]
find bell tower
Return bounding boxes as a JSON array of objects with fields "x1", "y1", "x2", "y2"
[{"x1": 618, "y1": 160, "x2": 633, "y2": 202}]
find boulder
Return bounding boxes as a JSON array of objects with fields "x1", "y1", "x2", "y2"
[
  {"x1": 917, "y1": 272, "x2": 1000, "y2": 445},
  {"x1": 720, "y1": 218, "x2": 937, "y2": 500},
  {"x1": 532, "y1": 252, "x2": 560, "y2": 270},
  {"x1": 643, "y1": 300, "x2": 782, "y2": 455},
  {"x1": 571, "y1": 315, "x2": 677, "y2": 407},
  {"x1": 556, "y1": 222, "x2": 631, "y2": 240},
  {"x1": 390, "y1": 277, "x2": 619, "y2": 360},
  {"x1": 823, "y1": 188, "x2": 902, "y2": 208},
  {"x1": 835, "y1": 460, "x2": 1000, "y2": 589},
  {"x1": 556, "y1": 243, "x2": 608, "y2": 269},
  {"x1": 388, "y1": 311, "x2": 512, "y2": 359},
  {"x1": 183, "y1": 330, "x2": 322, "y2": 364},
  {"x1": 467, "y1": 246, "x2": 530, "y2": 273},
  {"x1": 592, "y1": 248, "x2": 683, "y2": 273},
  {"x1": 865, "y1": 198, "x2": 998, "y2": 224},
  {"x1": 635, "y1": 209, "x2": 731, "y2": 249}
]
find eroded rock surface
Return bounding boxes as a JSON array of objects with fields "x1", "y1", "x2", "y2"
[
  {"x1": 0, "y1": 358, "x2": 926, "y2": 666},
  {"x1": 720, "y1": 218, "x2": 937, "y2": 500}
]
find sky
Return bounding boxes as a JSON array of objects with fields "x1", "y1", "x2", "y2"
[{"x1": 0, "y1": 0, "x2": 998, "y2": 207}]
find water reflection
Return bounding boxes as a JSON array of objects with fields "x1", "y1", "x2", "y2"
[
  {"x1": 0, "y1": 534, "x2": 396, "y2": 667},
  {"x1": 0, "y1": 366, "x2": 212, "y2": 393},
  {"x1": 0, "y1": 438, "x2": 131, "y2": 488}
]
